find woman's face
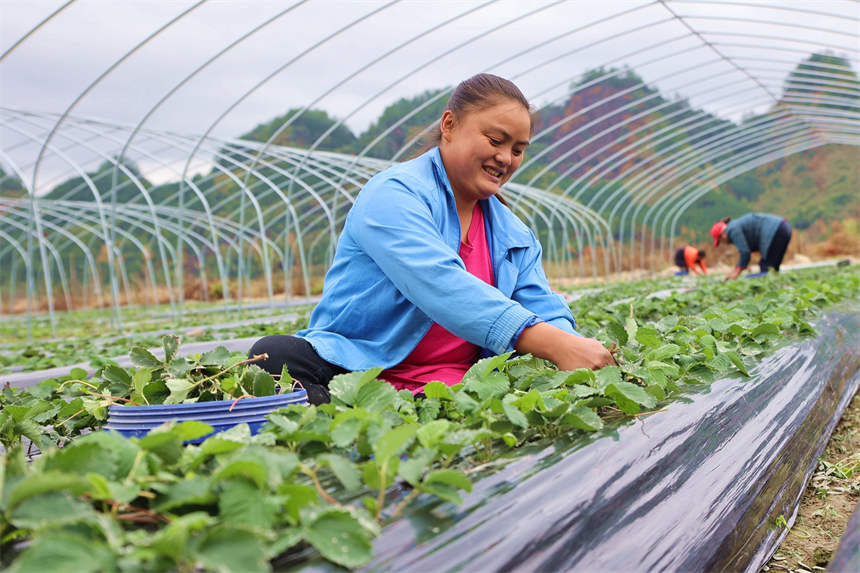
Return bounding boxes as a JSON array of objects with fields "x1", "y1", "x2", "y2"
[{"x1": 440, "y1": 98, "x2": 531, "y2": 205}]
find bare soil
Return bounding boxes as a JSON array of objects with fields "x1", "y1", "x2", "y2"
[{"x1": 762, "y1": 390, "x2": 860, "y2": 573}]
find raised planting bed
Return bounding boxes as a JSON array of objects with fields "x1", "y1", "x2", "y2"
[{"x1": 361, "y1": 305, "x2": 860, "y2": 572}]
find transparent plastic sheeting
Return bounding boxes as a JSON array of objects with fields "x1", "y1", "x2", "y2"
[
  {"x1": 829, "y1": 499, "x2": 860, "y2": 573},
  {"x1": 318, "y1": 306, "x2": 857, "y2": 572}
]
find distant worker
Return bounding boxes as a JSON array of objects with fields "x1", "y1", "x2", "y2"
[
  {"x1": 710, "y1": 213, "x2": 792, "y2": 280},
  {"x1": 673, "y1": 245, "x2": 708, "y2": 276}
]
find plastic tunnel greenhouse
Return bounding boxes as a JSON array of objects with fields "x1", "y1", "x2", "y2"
[
  {"x1": 0, "y1": 2, "x2": 859, "y2": 572},
  {"x1": 1, "y1": 0, "x2": 857, "y2": 330}
]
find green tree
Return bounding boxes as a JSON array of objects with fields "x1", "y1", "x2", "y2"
[
  {"x1": 353, "y1": 89, "x2": 450, "y2": 159},
  {"x1": 781, "y1": 51, "x2": 860, "y2": 111},
  {"x1": 240, "y1": 108, "x2": 357, "y2": 152},
  {"x1": 0, "y1": 166, "x2": 26, "y2": 197}
]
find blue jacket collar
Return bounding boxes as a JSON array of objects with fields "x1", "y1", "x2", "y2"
[{"x1": 429, "y1": 146, "x2": 531, "y2": 251}]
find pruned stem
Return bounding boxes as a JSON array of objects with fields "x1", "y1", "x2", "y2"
[
  {"x1": 301, "y1": 464, "x2": 339, "y2": 506},
  {"x1": 191, "y1": 353, "x2": 268, "y2": 389}
]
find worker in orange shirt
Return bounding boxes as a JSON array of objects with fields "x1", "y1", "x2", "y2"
[{"x1": 673, "y1": 245, "x2": 708, "y2": 276}]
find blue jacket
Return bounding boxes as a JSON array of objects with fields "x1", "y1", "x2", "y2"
[
  {"x1": 298, "y1": 147, "x2": 578, "y2": 371},
  {"x1": 726, "y1": 213, "x2": 784, "y2": 268}
]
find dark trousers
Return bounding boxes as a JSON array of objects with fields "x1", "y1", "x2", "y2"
[
  {"x1": 248, "y1": 335, "x2": 348, "y2": 404},
  {"x1": 761, "y1": 220, "x2": 792, "y2": 273},
  {"x1": 673, "y1": 248, "x2": 687, "y2": 269}
]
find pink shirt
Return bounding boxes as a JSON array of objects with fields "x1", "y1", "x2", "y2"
[{"x1": 381, "y1": 203, "x2": 494, "y2": 394}]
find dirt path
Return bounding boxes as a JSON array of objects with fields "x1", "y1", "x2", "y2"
[{"x1": 762, "y1": 390, "x2": 860, "y2": 572}]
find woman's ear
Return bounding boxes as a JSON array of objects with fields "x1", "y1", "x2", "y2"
[{"x1": 440, "y1": 110, "x2": 456, "y2": 142}]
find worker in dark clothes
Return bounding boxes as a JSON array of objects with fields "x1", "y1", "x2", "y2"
[
  {"x1": 710, "y1": 213, "x2": 792, "y2": 280},
  {"x1": 673, "y1": 246, "x2": 708, "y2": 276}
]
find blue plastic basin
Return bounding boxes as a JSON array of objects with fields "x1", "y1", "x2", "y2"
[{"x1": 104, "y1": 389, "x2": 307, "y2": 443}]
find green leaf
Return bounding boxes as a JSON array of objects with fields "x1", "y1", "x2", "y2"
[
  {"x1": 131, "y1": 368, "x2": 151, "y2": 403},
  {"x1": 645, "y1": 344, "x2": 680, "y2": 362},
  {"x1": 143, "y1": 510, "x2": 213, "y2": 561},
  {"x1": 752, "y1": 322, "x2": 780, "y2": 341},
  {"x1": 138, "y1": 421, "x2": 212, "y2": 463},
  {"x1": 373, "y1": 424, "x2": 417, "y2": 462},
  {"x1": 329, "y1": 368, "x2": 384, "y2": 406},
  {"x1": 725, "y1": 350, "x2": 749, "y2": 376},
  {"x1": 153, "y1": 476, "x2": 216, "y2": 512},
  {"x1": 453, "y1": 390, "x2": 479, "y2": 413},
  {"x1": 418, "y1": 398, "x2": 443, "y2": 422},
  {"x1": 168, "y1": 357, "x2": 195, "y2": 378},
  {"x1": 143, "y1": 380, "x2": 169, "y2": 404},
  {"x1": 361, "y1": 458, "x2": 398, "y2": 490},
  {"x1": 606, "y1": 318, "x2": 628, "y2": 346},
  {"x1": 595, "y1": 366, "x2": 622, "y2": 390},
  {"x1": 218, "y1": 479, "x2": 276, "y2": 530},
  {"x1": 423, "y1": 381, "x2": 455, "y2": 400},
  {"x1": 7, "y1": 533, "x2": 114, "y2": 573},
  {"x1": 636, "y1": 325, "x2": 662, "y2": 349},
  {"x1": 398, "y1": 448, "x2": 436, "y2": 486},
  {"x1": 164, "y1": 378, "x2": 195, "y2": 404},
  {"x1": 417, "y1": 469, "x2": 473, "y2": 506},
  {"x1": 252, "y1": 369, "x2": 276, "y2": 397},
  {"x1": 709, "y1": 317, "x2": 729, "y2": 333},
  {"x1": 645, "y1": 384, "x2": 666, "y2": 401},
  {"x1": 10, "y1": 492, "x2": 95, "y2": 528},
  {"x1": 463, "y1": 370, "x2": 510, "y2": 401},
  {"x1": 162, "y1": 335, "x2": 180, "y2": 364},
  {"x1": 102, "y1": 364, "x2": 132, "y2": 395},
  {"x1": 528, "y1": 371, "x2": 570, "y2": 392},
  {"x1": 171, "y1": 420, "x2": 214, "y2": 442},
  {"x1": 7, "y1": 471, "x2": 91, "y2": 509},
  {"x1": 214, "y1": 458, "x2": 267, "y2": 490},
  {"x1": 129, "y1": 346, "x2": 162, "y2": 368},
  {"x1": 561, "y1": 369, "x2": 595, "y2": 386},
  {"x1": 568, "y1": 384, "x2": 598, "y2": 399},
  {"x1": 606, "y1": 381, "x2": 657, "y2": 415},
  {"x1": 625, "y1": 314, "x2": 638, "y2": 343},
  {"x1": 354, "y1": 378, "x2": 397, "y2": 412},
  {"x1": 698, "y1": 334, "x2": 718, "y2": 354},
  {"x1": 563, "y1": 406, "x2": 604, "y2": 431},
  {"x1": 416, "y1": 419, "x2": 451, "y2": 448},
  {"x1": 423, "y1": 468, "x2": 472, "y2": 492},
  {"x1": 200, "y1": 345, "x2": 232, "y2": 366},
  {"x1": 644, "y1": 360, "x2": 680, "y2": 378},
  {"x1": 303, "y1": 507, "x2": 376, "y2": 569},
  {"x1": 193, "y1": 526, "x2": 268, "y2": 573},
  {"x1": 280, "y1": 483, "x2": 317, "y2": 524},
  {"x1": 464, "y1": 352, "x2": 513, "y2": 380},
  {"x1": 279, "y1": 363, "x2": 293, "y2": 388},
  {"x1": 708, "y1": 353, "x2": 734, "y2": 373},
  {"x1": 319, "y1": 454, "x2": 361, "y2": 491},
  {"x1": 330, "y1": 416, "x2": 364, "y2": 448},
  {"x1": 502, "y1": 395, "x2": 528, "y2": 429}
]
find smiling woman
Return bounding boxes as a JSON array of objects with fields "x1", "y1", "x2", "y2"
[{"x1": 249, "y1": 73, "x2": 615, "y2": 403}]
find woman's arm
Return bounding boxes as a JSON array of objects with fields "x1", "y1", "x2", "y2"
[{"x1": 515, "y1": 321, "x2": 616, "y2": 370}]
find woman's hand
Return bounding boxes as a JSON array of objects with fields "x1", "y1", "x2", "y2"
[
  {"x1": 724, "y1": 266, "x2": 744, "y2": 281},
  {"x1": 516, "y1": 321, "x2": 616, "y2": 370}
]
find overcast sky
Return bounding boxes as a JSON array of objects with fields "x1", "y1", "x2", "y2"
[{"x1": 1, "y1": 0, "x2": 857, "y2": 189}]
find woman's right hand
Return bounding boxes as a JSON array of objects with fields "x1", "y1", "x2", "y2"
[{"x1": 516, "y1": 321, "x2": 616, "y2": 370}]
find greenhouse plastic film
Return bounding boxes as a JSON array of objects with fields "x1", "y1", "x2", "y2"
[{"x1": 359, "y1": 307, "x2": 860, "y2": 572}]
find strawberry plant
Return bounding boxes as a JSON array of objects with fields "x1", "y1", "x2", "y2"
[{"x1": 0, "y1": 265, "x2": 857, "y2": 571}]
